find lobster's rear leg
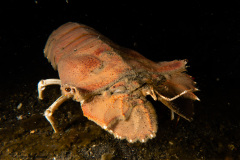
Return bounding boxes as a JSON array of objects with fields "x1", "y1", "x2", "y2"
[
  {"x1": 156, "y1": 89, "x2": 199, "y2": 102},
  {"x1": 156, "y1": 89, "x2": 200, "y2": 120},
  {"x1": 44, "y1": 95, "x2": 68, "y2": 132},
  {"x1": 38, "y1": 79, "x2": 68, "y2": 132}
]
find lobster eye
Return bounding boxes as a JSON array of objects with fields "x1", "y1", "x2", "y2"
[{"x1": 65, "y1": 88, "x2": 71, "y2": 92}]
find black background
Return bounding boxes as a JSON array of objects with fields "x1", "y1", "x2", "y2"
[
  {"x1": 0, "y1": 0, "x2": 240, "y2": 159},
  {"x1": 1, "y1": 1, "x2": 239, "y2": 91}
]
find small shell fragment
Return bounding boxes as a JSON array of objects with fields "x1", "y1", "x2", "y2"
[
  {"x1": 17, "y1": 115, "x2": 23, "y2": 120},
  {"x1": 17, "y1": 103, "x2": 22, "y2": 110}
]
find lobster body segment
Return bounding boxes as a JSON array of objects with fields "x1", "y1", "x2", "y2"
[
  {"x1": 39, "y1": 22, "x2": 199, "y2": 143},
  {"x1": 44, "y1": 23, "x2": 133, "y2": 94}
]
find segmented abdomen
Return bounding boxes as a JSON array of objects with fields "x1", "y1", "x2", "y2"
[
  {"x1": 44, "y1": 22, "x2": 113, "y2": 70},
  {"x1": 44, "y1": 22, "x2": 133, "y2": 92}
]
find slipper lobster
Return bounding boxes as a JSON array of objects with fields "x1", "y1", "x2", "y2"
[{"x1": 38, "y1": 22, "x2": 199, "y2": 143}]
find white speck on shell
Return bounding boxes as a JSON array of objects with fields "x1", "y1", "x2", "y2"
[{"x1": 80, "y1": 100, "x2": 85, "y2": 104}]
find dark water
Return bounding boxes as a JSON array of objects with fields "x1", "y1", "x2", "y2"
[{"x1": 0, "y1": 1, "x2": 239, "y2": 159}]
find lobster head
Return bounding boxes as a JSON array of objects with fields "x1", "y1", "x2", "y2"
[
  {"x1": 61, "y1": 76, "x2": 158, "y2": 143},
  {"x1": 59, "y1": 59, "x2": 199, "y2": 143}
]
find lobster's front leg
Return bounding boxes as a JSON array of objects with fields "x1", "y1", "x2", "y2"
[{"x1": 38, "y1": 79, "x2": 61, "y2": 100}]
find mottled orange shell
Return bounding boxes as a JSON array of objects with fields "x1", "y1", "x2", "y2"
[{"x1": 43, "y1": 22, "x2": 198, "y2": 143}]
